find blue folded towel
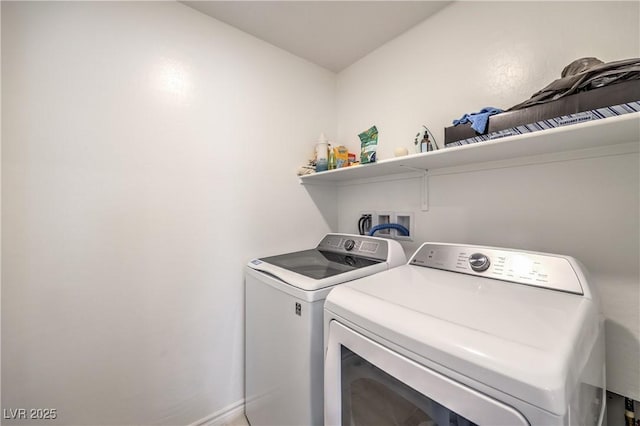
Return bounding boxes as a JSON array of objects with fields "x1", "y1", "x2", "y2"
[{"x1": 453, "y1": 107, "x2": 504, "y2": 133}]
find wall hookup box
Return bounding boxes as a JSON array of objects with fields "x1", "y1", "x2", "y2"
[{"x1": 445, "y1": 80, "x2": 640, "y2": 147}]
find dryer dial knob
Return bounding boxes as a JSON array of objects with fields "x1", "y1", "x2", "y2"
[
  {"x1": 469, "y1": 253, "x2": 490, "y2": 272},
  {"x1": 344, "y1": 239, "x2": 356, "y2": 251}
]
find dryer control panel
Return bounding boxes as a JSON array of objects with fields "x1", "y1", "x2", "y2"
[{"x1": 410, "y1": 243, "x2": 585, "y2": 295}]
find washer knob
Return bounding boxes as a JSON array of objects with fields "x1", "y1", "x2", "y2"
[
  {"x1": 344, "y1": 239, "x2": 356, "y2": 251},
  {"x1": 469, "y1": 253, "x2": 490, "y2": 272}
]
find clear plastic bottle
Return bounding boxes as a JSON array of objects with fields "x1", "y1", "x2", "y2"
[
  {"x1": 315, "y1": 133, "x2": 328, "y2": 172},
  {"x1": 328, "y1": 145, "x2": 336, "y2": 170},
  {"x1": 625, "y1": 398, "x2": 635, "y2": 426}
]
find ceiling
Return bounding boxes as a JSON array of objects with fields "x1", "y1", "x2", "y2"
[{"x1": 181, "y1": 1, "x2": 451, "y2": 72}]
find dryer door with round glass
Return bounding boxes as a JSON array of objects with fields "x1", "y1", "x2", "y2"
[{"x1": 325, "y1": 321, "x2": 529, "y2": 426}]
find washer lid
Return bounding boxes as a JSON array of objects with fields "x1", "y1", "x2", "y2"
[
  {"x1": 324, "y1": 263, "x2": 602, "y2": 416},
  {"x1": 247, "y1": 233, "x2": 407, "y2": 292},
  {"x1": 257, "y1": 248, "x2": 382, "y2": 280}
]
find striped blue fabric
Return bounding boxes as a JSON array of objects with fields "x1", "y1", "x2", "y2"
[{"x1": 446, "y1": 101, "x2": 640, "y2": 147}]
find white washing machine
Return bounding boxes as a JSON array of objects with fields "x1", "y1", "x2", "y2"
[
  {"x1": 324, "y1": 242, "x2": 606, "y2": 426},
  {"x1": 245, "y1": 233, "x2": 406, "y2": 426}
]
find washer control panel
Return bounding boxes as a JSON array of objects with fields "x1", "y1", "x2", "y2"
[
  {"x1": 410, "y1": 243, "x2": 584, "y2": 295},
  {"x1": 318, "y1": 234, "x2": 388, "y2": 261},
  {"x1": 344, "y1": 239, "x2": 356, "y2": 251}
]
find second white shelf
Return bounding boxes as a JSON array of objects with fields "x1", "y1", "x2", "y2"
[{"x1": 299, "y1": 112, "x2": 640, "y2": 185}]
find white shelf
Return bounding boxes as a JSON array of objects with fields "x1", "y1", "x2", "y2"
[{"x1": 299, "y1": 113, "x2": 640, "y2": 185}]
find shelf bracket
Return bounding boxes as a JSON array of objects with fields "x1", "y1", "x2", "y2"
[
  {"x1": 399, "y1": 166, "x2": 429, "y2": 211},
  {"x1": 420, "y1": 170, "x2": 429, "y2": 211}
]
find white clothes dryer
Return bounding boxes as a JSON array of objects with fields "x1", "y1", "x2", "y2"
[
  {"x1": 324, "y1": 242, "x2": 606, "y2": 426},
  {"x1": 245, "y1": 233, "x2": 406, "y2": 426}
]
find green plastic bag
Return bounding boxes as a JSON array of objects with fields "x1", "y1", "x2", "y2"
[{"x1": 359, "y1": 126, "x2": 378, "y2": 164}]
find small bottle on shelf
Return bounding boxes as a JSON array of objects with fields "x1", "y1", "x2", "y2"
[
  {"x1": 315, "y1": 133, "x2": 328, "y2": 172},
  {"x1": 328, "y1": 145, "x2": 336, "y2": 170},
  {"x1": 625, "y1": 397, "x2": 635, "y2": 426}
]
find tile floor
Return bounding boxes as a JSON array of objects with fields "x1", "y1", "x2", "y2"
[{"x1": 222, "y1": 413, "x2": 249, "y2": 426}]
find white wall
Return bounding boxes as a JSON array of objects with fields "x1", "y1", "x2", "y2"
[
  {"x1": 337, "y1": 1, "x2": 639, "y2": 157},
  {"x1": 334, "y1": 1, "x2": 640, "y2": 399},
  {"x1": 3, "y1": 1, "x2": 639, "y2": 423},
  {"x1": 1, "y1": 2, "x2": 336, "y2": 425}
]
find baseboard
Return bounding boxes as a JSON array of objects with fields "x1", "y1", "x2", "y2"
[{"x1": 189, "y1": 399, "x2": 246, "y2": 426}]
